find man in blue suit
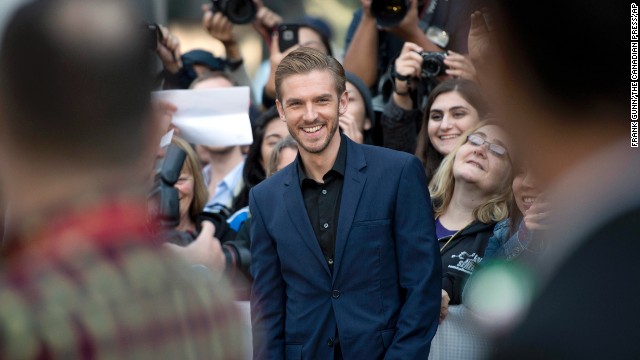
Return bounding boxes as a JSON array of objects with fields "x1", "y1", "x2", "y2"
[{"x1": 250, "y1": 47, "x2": 441, "y2": 359}]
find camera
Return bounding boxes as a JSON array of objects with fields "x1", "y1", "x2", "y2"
[
  {"x1": 370, "y1": 0, "x2": 409, "y2": 27},
  {"x1": 144, "y1": 23, "x2": 162, "y2": 50},
  {"x1": 420, "y1": 51, "x2": 447, "y2": 78},
  {"x1": 211, "y1": 0, "x2": 257, "y2": 25}
]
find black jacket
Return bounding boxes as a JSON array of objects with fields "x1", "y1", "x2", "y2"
[{"x1": 439, "y1": 220, "x2": 496, "y2": 304}]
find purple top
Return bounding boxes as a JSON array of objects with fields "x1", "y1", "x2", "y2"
[{"x1": 435, "y1": 218, "x2": 457, "y2": 239}]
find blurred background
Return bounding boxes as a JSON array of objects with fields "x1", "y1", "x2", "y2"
[{"x1": 134, "y1": 0, "x2": 360, "y2": 80}]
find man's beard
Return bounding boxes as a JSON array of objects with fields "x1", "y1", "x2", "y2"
[{"x1": 287, "y1": 110, "x2": 339, "y2": 154}]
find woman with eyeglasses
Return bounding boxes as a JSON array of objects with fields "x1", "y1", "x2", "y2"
[{"x1": 428, "y1": 121, "x2": 514, "y2": 322}]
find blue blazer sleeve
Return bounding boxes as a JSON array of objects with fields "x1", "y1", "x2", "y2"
[
  {"x1": 385, "y1": 156, "x2": 442, "y2": 359},
  {"x1": 249, "y1": 189, "x2": 285, "y2": 359}
]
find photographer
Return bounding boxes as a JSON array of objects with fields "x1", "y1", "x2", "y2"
[
  {"x1": 165, "y1": 136, "x2": 252, "y2": 298},
  {"x1": 343, "y1": 0, "x2": 481, "y2": 147},
  {"x1": 201, "y1": 1, "x2": 282, "y2": 101},
  {"x1": 343, "y1": 0, "x2": 480, "y2": 90},
  {"x1": 154, "y1": 0, "x2": 280, "y2": 92},
  {"x1": 382, "y1": 42, "x2": 482, "y2": 181}
]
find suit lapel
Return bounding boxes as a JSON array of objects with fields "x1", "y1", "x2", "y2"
[
  {"x1": 283, "y1": 164, "x2": 331, "y2": 276},
  {"x1": 333, "y1": 139, "x2": 367, "y2": 282}
]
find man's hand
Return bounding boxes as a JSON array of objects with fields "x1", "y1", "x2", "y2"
[
  {"x1": 360, "y1": 0, "x2": 373, "y2": 19},
  {"x1": 156, "y1": 25, "x2": 182, "y2": 74},
  {"x1": 165, "y1": 221, "x2": 226, "y2": 274},
  {"x1": 384, "y1": 0, "x2": 422, "y2": 42},
  {"x1": 252, "y1": 4, "x2": 283, "y2": 42},
  {"x1": 523, "y1": 201, "x2": 550, "y2": 231},
  {"x1": 444, "y1": 51, "x2": 478, "y2": 82},
  {"x1": 202, "y1": 4, "x2": 236, "y2": 45},
  {"x1": 391, "y1": 42, "x2": 422, "y2": 109},
  {"x1": 468, "y1": 10, "x2": 492, "y2": 67},
  {"x1": 394, "y1": 41, "x2": 423, "y2": 92},
  {"x1": 440, "y1": 289, "x2": 451, "y2": 323}
]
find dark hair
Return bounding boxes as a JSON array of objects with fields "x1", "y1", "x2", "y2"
[
  {"x1": 0, "y1": 0, "x2": 152, "y2": 167},
  {"x1": 189, "y1": 70, "x2": 236, "y2": 89},
  {"x1": 297, "y1": 15, "x2": 333, "y2": 57},
  {"x1": 418, "y1": 79, "x2": 489, "y2": 183},
  {"x1": 275, "y1": 47, "x2": 345, "y2": 102},
  {"x1": 232, "y1": 106, "x2": 281, "y2": 210},
  {"x1": 492, "y1": 0, "x2": 625, "y2": 114}
]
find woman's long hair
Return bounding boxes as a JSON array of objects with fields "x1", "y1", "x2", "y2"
[
  {"x1": 171, "y1": 136, "x2": 209, "y2": 221},
  {"x1": 233, "y1": 106, "x2": 281, "y2": 211}
]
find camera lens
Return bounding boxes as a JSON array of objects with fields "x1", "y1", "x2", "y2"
[
  {"x1": 226, "y1": 0, "x2": 257, "y2": 24},
  {"x1": 423, "y1": 59, "x2": 441, "y2": 77},
  {"x1": 370, "y1": 0, "x2": 409, "y2": 27},
  {"x1": 421, "y1": 52, "x2": 446, "y2": 78}
]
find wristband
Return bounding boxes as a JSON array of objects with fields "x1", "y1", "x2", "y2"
[
  {"x1": 392, "y1": 66, "x2": 412, "y2": 82},
  {"x1": 226, "y1": 58, "x2": 244, "y2": 72}
]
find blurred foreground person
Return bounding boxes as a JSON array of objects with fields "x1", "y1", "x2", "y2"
[
  {"x1": 466, "y1": 2, "x2": 636, "y2": 359},
  {"x1": 0, "y1": 0, "x2": 243, "y2": 358}
]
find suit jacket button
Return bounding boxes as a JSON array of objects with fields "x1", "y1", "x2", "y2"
[
  {"x1": 332, "y1": 289, "x2": 341, "y2": 299},
  {"x1": 327, "y1": 338, "x2": 334, "y2": 347}
]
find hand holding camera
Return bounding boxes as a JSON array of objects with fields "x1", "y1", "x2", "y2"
[
  {"x1": 210, "y1": 0, "x2": 257, "y2": 25},
  {"x1": 443, "y1": 51, "x2": 477, "y2": 82},
  {"x1": 253, "y1": 5, "x2": 283, "y2": 42},
  {"x1": 155, "y1": 25, "x2": 183, "y2": 74},
  {"x1": 394, "y1": 42, "x2": 423, "y2": 85},
  {"x1": 202, "y1": 3, "x2": 237, "y2": 45}
]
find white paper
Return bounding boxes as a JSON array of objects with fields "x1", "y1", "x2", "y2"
[
  {"x1": 159, "y1": 129, "x2": 174, "y2": 148},
  {"x1": 153, "y1": 87, "x2": 253, "y2": 147}
]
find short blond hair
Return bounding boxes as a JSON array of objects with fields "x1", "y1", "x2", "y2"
[
  {"x1": 429, "y1": 121, "x2": 514, "y2": 223},
  {"x1": 275, "y1": 47, "x2": 345, "y2": 102}
]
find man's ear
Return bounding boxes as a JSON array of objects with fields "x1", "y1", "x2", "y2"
[
  {"x1": 275, "y1": 99, "x2": 286, "y2": 121},
  {"x1": 338, "y1": 90, "x2": 349, "y2": 116}
]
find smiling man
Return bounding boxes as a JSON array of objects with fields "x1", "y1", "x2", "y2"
[{"x1": 249, "y1": 47, "x2": 441, "y2": 359}]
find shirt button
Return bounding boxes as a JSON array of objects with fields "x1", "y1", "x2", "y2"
[
  {"x1": 323, "y1": 223, "x2": 329, "y2": 229},
  {"x1": 327, "y1": 338, "x2": 334, "y2": 347},
  {"x1": 322, "y1": 189, "x2": 327, "y2": 195},
  {"x1": 332, "y1": 289, "x2": 341, "y2": 299},
  {"x1": 328, "y1": 258, "x2": 334, "y2": 265}
]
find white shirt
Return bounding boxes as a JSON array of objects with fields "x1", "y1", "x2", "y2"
[{"x1": 203, "y1": 160, "x2": 245, "y2": 213}]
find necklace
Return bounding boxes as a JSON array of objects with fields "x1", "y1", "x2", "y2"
[{"x1": 436, "y1": 216, "x2": 472, "y2": 253}]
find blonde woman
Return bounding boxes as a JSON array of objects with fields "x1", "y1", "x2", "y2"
[{"x1": 429, "y1": 121, "x2": 514, "y2": 321}]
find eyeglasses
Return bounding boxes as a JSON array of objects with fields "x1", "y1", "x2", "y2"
[{"x1": 466, "y1": 134, "x2": 508, "y2": 157}]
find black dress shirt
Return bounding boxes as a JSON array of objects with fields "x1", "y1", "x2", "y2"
[{"x1": 297, "y1": 135, "x2": 347, "y2": 272}]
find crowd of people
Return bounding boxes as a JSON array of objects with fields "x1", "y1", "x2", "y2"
[{"x1": 0, "y1": 0, "x2": 633, "y2": 359}]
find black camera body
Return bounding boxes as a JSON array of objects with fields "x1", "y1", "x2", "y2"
[
  {"x1": 211, "y1": 0, "x2": 256, "y2": 25},
  {"x1": 420, "y1": 51, "x2": 447, "y2": 78},
  {"x1": 144, "y1": 23, "x2": 162, "y2": 50}
]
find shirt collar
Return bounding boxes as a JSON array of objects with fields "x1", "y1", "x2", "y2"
[{"x1": 297, "y1": 133, "x2": 347, "y2": 186}]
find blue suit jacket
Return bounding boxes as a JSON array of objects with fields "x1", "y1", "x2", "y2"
[{"x1": 250, "y1": 137, "x2": 441, "y2": 359}]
